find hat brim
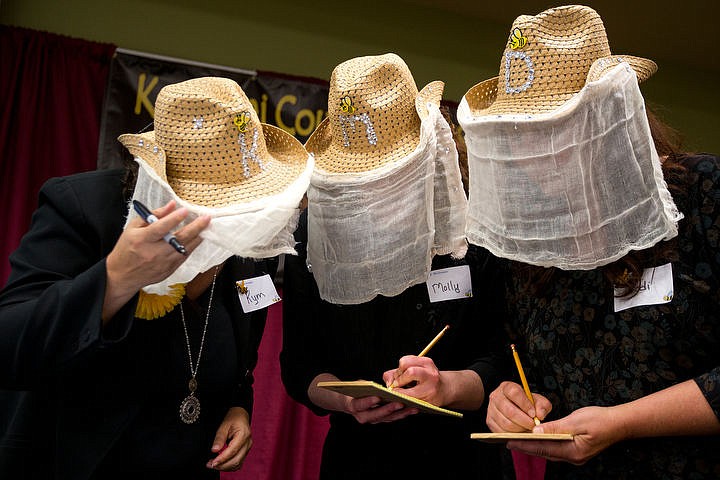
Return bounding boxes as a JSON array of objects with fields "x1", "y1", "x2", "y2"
[
  {"x1": 415, "y1": 81, "x2": 444, "y2": 119},
  {"x1": 119, "y1": 131, "x2": 168, "y2": 182},
  {"x1": 307, "y1": 81, "x2": 443, "y2": 173},
  {"x1": 465, "y1": 55, "x2": 656, "y2": 116},
  {"x1": 119, "y1": 123, "x2": 309, "y2": 208},
  {"x1": 463, "y1": 77, "x2": 500, "y2": 115},
  {"x1": 586, "y1": 55, "x2": 657, "y2": 83}
]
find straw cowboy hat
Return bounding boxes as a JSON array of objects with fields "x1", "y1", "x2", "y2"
[
  {"x1": 304, "y1": 53, "x2": 468, "y2": 304},
  {"x1": 464, "y1": 4, "x2": 657, "y2": 116},
  {"x1": 305, "y1": 53, "x2": 443, "y2": 173},
  {"x1": 119, "y1": 76, "x2": 309, "y2": 208}
]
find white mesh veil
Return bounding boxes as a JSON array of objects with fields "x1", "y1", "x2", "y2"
[
  {"x1": 459, "y1": 64, "x2": 682, "y2": 270},
  {"x1": 127, "y1": 153, "x2": 314, "y2": 294},
  {"x1": 307, "y1": 104, "x2": 467, "y2": 304}
]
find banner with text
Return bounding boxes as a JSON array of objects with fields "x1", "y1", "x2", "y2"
[{"x1": 97, "y1": 50, "x2": 330, "y2": 169}]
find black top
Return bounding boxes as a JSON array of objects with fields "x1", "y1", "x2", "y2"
[
  {"x1": 0, "y1": 169, "x2": 270, "y2": 480},
  {"x1": 281, "y1": 210, "x2": 509, "y2": 480},
  {"x1": 501, "y1": 154, "x2": 720, "y2": 479}
]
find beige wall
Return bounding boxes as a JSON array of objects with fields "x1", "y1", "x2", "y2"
[{"x1": 2, "y1": 0, "x2": 717, "y2": 153}]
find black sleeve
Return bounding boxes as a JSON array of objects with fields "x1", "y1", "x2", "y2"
[
  {"x1": 224, "y1": 256, "x2": 277, "y2": 416},
  {"x1": 461, "y1": 245, "x2": 513, "y2": 404},
  {"x1": 683, "y1": 154, "x2": 720, "y2": 421},
  {"x1": 0, "y1": 172, "x2": 134, "y2": 389},
  {"x1": 279, "y1": 210, "x2": 331, "y2": 415}
]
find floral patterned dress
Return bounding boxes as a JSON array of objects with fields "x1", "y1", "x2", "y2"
[{"x1": 504, "y1": 154, "x2": 720, "y2": 479}]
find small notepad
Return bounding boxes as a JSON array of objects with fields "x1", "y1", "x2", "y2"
[
  {"x1": 317, "y1": 380, "x2": 463, "y2": 418},
  {"x1": 471, "y1": 432, "x2": 574, "y2": 443}
]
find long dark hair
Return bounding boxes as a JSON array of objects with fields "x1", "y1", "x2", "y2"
[
  {"x1": 515, "y1": 107, "x2": 689, "y2": 298},
  {"x1": 121, "y1": 150, "x2": 139, "y2": 202}
]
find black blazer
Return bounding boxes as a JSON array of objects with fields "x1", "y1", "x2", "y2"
[{"x1": 0, "y1": 169, "x2": 271, "y2": 479}]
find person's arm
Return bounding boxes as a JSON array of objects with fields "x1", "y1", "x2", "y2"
[
  {"x1": 224, "y1": 256, "x2": 275, "y2": 416},
  {"x1": 204, "y1": 257, "x2": 275, "y2": 472},
  {"x1": 0, "y1": 174, "x2": 132, "y2": 388},
  {"x1": 382, "y1": 356, "x2": 485, "y2": 410},
  {"x1": 280, "y1": 211, "x2": 330, "y2": 414},
  {"x1": 502, "y1": 379, "x2": 720, "y2": 465},
  {"x1": 605, "y1": 378, "x2": 720, "y2": 439},
  {"x1": 0, "y1": 173, "x2": 209, "y2": 389},
  {"x1": 437, "y1": 369, "x2": 486, "y2": 410},
  {"x1": 377, "y1": 247, "x2": 509, "y2": 414},
  {"x1": 461, "y1": 245, "x2": 513, "y2": 410}
]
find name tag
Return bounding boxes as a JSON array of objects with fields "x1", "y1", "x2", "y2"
[
  {"x1": 426, "y1": 265, "x2": 472, "y2": 303},
  {"x1": 613, "y1": 263, "x2": 674, "y2": 313},
  {"x1": 236, "y1": 274, "x2": 281, "y2": 313}
]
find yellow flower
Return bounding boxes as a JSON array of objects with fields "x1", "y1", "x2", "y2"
[{"x1": 135, "y1": 284, "x2": 186, "y2": 320}]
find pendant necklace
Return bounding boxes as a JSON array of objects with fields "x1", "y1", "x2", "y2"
[{"x1": 178, "y1": 266, "x2": 219, "y2": 424}]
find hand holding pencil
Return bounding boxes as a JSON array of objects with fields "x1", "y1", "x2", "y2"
[{"x1": 385, "y1": 324, "x2": 450, "y2": 389}]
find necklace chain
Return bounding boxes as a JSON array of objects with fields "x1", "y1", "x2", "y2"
[
  {"x1": 177, "y1": 265, "x2": 219, "y2": 424},
  {"x1": 179, "y1": 265, "x2": 219, "y2": 380}
]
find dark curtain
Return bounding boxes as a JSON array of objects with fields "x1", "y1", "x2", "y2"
[{"x1": 0, "y1": 25, "x2": 116, "y2": 286}]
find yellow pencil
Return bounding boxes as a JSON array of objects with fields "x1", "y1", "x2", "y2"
[
  {"x1": 511, "y1": 344, "x2": 541, "y2": 426},
  {"x1": 389, "y1": 325, "x2": 450, "y2": 388},
  {"x1": 418, "y1": 324, "x2": 450, "y2": 357}
]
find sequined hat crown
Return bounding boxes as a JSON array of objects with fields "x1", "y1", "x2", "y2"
[
  {"x1": 119, "y1": 77, "x2": 309, "y2": 207},
  {"x1": 305, "y1": 53, "x2": 443, "y2": 173},
  {"x1": 464, "y1": 4, "x2": 657, "y2": 116}
]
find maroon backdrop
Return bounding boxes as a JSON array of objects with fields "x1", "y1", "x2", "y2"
[{"x1": 0, "y1": 25, "x2": 116, "y2": 285}]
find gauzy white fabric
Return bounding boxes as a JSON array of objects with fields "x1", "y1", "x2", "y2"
[
  {"x1": 126, "y1": 154, "x2": 314, "y2": 294},
  {"x1": 459, "y1": 64, "x2": 682, "y2": 270},
  {"x1": 307, "y1": 104, "x2": 467, "y2": 304}
]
